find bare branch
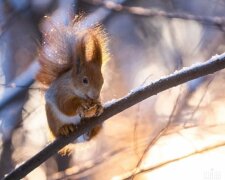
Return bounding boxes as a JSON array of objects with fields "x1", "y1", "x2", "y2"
[
  {"x1": 84, "y1": 0, "x2": 225, "y2": 28},
  {"x1": 130, "y1": 87, "x2": 182, "y2": 180},
  {"x1": 184, "y1": 77, "x2": 214, "y2": 127},
  {"x1": 3, "y1": 53, "x2": 225, "y2": 180},
  {"x1": 119, "y1": 138, "x2": 225, "y2": 180},
  {"x1": 0, "y1": 61, "x2": 40, "y2": 109}
]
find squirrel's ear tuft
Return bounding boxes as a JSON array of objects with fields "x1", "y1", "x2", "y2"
[
  {"x1": 76, "y1": 30, "x2": 102, "y2": 67},
  {"x1": 89, "y1": 25, "x2": 109, "y2": 66},
  {"x1": 91, "y1": 33, "x2": 102, "y2": 67},
  {"x1": 85, "y1": 25, "x2": 109, "y2": 67},
  {"x1": 74, "y1": 25, "x2": 109, "y2": 72},
  {"x1": 74, "y1": 34, "x2": 87, "y2": 74}
]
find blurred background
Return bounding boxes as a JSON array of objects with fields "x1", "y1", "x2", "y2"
[{"x1": 1, "y1": 0, "x2": 225, "y2": 179}]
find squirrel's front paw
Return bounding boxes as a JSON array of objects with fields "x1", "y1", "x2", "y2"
[
  {"x1": 95, "y1": 103, "x2": 103, "y2": 116},
  {"x1": 59, "y1": 124, "x2": 76, "y2": 136}
]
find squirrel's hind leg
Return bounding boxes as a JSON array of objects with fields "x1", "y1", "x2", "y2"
[
  {"x1": 83, "y1": 124, "x2": 103, "y2": 140},
  {"x1": 58, "y1": 144, "x2": 75, "y2": 156},
  {"x1": 57, "y1": 124, "x2": 102, "y2": 156}
]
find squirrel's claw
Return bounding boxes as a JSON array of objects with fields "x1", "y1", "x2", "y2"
[
  {"x1": 81, "y1": 105, "x2": 97, "y2": 118},
  {"x1": 81, "y1": 103, "x2": 89, "y2": 110},
  {"x1": 59, "y1": 124, "x2": 76, "y2": 136},
  {"x1": 95, "y1": 104, "x2": 103, "y2": 116},
  {"x1": 58, "y1": 144, "x2": 74, "y2": 156}
]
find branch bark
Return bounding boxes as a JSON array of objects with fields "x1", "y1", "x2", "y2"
[{"x1": 3, "y1": 53, "x2": 225, "y2": 180}]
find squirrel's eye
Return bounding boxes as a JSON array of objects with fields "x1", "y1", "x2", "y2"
[{"x1": 82, "y1": 77, "x2": 89, "y2": 85}]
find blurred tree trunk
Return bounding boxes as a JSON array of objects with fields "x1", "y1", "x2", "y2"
[{"x1": 0, "y1": 1, "x2": 39, "y2": 178}]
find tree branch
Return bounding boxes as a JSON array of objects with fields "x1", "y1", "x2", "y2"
[
  {"x1": 3, "y1": 53, "x2": 225, "y2": 180},
  {"x1": 84, "y1": 0, "x2": 225, "y2": 29}
]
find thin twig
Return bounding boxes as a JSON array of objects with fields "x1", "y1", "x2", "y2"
[
  {"x1": 3, "y1": 53, "x2": 225, "y2": 180},
  {"x1": 184, "y1": 77, "x2": 215, "y2": 127},
  {"x1": 130, "y1": 86, "x2": 182, "y2": 180},
  {"x1": 133, "y1": 74, "x2": 152, "y2": 158},
  {"x1": 0, "y1": 61, "x2": 40, "y2": 109},
  {"x1": 118, "y1": 141, "x2": 225, "y2": 179},
  {"x1": 0, "y1": 83, "x2": 45, "y2": 90}
]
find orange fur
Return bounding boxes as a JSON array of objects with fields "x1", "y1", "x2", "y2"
[{"x1": 36, "y1": 16, "x2": 108, "y2": 155}]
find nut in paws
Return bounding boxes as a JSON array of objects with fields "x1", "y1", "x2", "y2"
[{"x1": 78, "y1": 101, "x2": 103, "y2": 118}]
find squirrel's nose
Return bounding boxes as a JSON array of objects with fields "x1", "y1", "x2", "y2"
[{"x1": 88, "y1": 90, "x2": 99, "y2": 100}]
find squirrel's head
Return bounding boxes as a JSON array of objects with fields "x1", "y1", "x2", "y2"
[{"x1": 71, "y1": 29, "x2": 104, "y2": 100}]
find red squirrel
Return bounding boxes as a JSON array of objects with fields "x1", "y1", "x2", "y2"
[{"x1": 36, "y1": 17, "x2": 108, "y2": 154}]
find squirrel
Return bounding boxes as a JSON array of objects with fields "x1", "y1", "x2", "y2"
[{"x1": 36, "y1": 17, "x2": 108, "y2": 155}]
